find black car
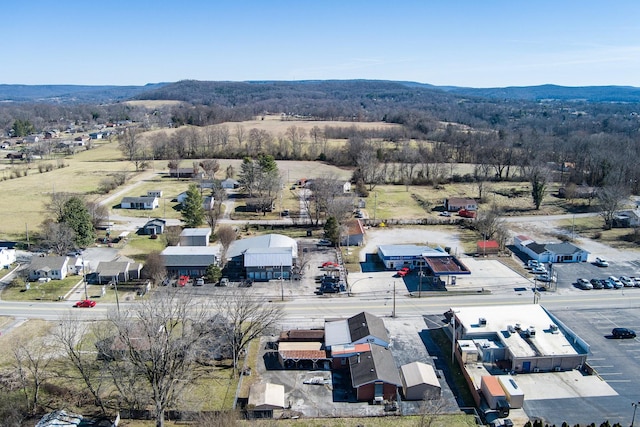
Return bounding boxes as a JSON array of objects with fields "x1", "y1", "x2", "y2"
[
  {"x1": 590, "y1": 278, "x2": 605, "y2": 289},
  {"x1": 612, "y1": 327, "x2": 636, "y2": 339}
]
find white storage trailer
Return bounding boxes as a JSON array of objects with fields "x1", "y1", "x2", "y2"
[{"x1": 497, "y1": 375, "x2": 525, "y2": 409}]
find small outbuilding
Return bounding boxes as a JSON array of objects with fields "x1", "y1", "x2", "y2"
[
  {"x1": 477, "y1": 240, "x2": 499, "y2": 255},
  {"x1": 400, "y1": 361, "x2": 441, "y2": 400},
  {"x1": 248, "y1": 382, "x2": 286, "y2": 410},
  {"x1": 180, "y1": 228, "x2": 211, "y2": 246}
]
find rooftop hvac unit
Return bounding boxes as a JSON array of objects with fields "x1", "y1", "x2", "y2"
[
  {"x1": 514, "y1": 323, "x2": 521, "y2": 330},
  {"x1": 479, "y1": 317, "x2": 487, "y2": 326},
  {"x1": 507, "y1": 325, "x2": 515, "y2": 333},
  {"x1": 550, "y1": 324, "x2": 559, "y2": 334},
  {"x1": 528, "y1": 326, "x2": 536, "y2": 337}
]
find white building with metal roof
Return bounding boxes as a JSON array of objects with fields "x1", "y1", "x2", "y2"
[{"x1": 450, "y1": 304, "x2": 589, "y2": 373}]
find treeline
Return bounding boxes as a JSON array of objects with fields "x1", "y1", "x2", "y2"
[{"x1": 3, "y1": 80, "x2": 640, "y2": 191}]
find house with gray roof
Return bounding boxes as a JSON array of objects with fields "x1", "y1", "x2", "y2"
[
  {"x1": 513, "y1": 235, "x2": 589, "y2": 263},
  {"x1": 349, "y1": 345, "x2": 402, "y2": 402},
  {"x1": 28, "y1": 256, "x2": 69, "y2": 280},
  {"x1": 140, "y1": 218, "x2": 166, "y2": 235},
  {"x1": 95, "y1": 258, "x2": 142, "y2": 284},
  {"x1": 161, "y1": 246, "x2": 218, "y2": 278}
]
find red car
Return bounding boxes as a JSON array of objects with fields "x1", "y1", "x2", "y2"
[
  {"x1": 74, "y1": 299, "x2": 96, "y2": 308},
  {"x1": 322, "y1": 261, "x2": 340, "y2": 268},
  {"x1": 397, "y1": 267, "x2": 411, "y2": 277},
  {"x1": 178, "y1": 275, "x2": 190, "y2": 286}
]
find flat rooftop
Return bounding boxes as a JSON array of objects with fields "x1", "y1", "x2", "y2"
[{"x1": 452, "y1": 304, "x2": 583, "y2": 358}]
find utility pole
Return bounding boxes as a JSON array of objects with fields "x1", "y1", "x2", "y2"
[
  {"x1": 280, "y1": 264, "x2": 284, "y2": 302},
  {"x1": 392, "y1": 281, "x2": 396, "y2": 318},
  {"x1": 419, "y1": 264, "x2": 423, "y2": 298}
]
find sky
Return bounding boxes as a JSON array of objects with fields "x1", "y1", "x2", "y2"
[{"x1": 3, "y1": 0, "x2": 640, "y2": 88}]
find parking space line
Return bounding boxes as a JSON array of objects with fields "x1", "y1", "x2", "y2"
[
  {"x1": 604, "y1": 379, "x2": 631, "y2": 383},
  {"x1": 589, "y1": 365, "x2": 613, "y2": 368},
  {"x1": 599, "y1": 372, "x2": 623, "y2": 375}
]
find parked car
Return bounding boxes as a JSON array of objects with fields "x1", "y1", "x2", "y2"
[
  {"x1": 317, "y1": 239, "x2": 332, "y2": 247},
  {"x1": 178, "y1": 275, "x2": 190, "y2": 287},
  {"x1": 607, "y1": 276, "x2": 623, "y2": 289},
  {"x1": 74, "y1": 299, "x2": 96, "y2": 308},
  {"x1": 612, "y1": 327, "x2": 636, "y2": 339},
  {"x1": 537, "y1": 273, "x2": 553, "y2": 282},
  {"x1": 527, "y1": 260, "x2": 541, "y2": 269},
  {"x1": 620, "y1": 276, "x2": 634, "y2": 287},
  {"x1": 576, "y1": 278, "x2": 592, "y2": 290},
  {"x1": 439, "y1": 211, "x2": 451, "y2": 217},
  {"x1": 590, "y1": 278, "x2": 605, "y2": 289},
  {"x1": 602, "y1": 279, "x2": 614, "y2": 289},
  {"x1": 594, "y1": 257, "x2": 609, "y2": 267},
  {"x1": 321, "y1": 261, "x2": 340, "y2": 268},
  {"x1": 217, "y1": 277, "x2": 229, "y2": 287},
  {"x1": 631, "y1": 277, "x2": 640, "y2": 287},
  {"x1": 397, "y1": 267, "x2": 411, "y2": 277},
  {"x1": 531, "y1": 266, "x2": 547, "y2": 274},
  {"x1": 194, "y1": 277, "x2": 205, "y2": 286}
]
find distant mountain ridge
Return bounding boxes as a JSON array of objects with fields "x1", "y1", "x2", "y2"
[
  {"x1": 0, "y1": 83, "x2": 167, "y2": 104},
  {"x1": 1, "y1": 80, "x2": 639, "y2": 104}
]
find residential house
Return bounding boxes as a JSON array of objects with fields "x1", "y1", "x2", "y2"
[
  {"x1": 160, "y1": 246, "x2": 218, "y2": 277},
  {"x1": 28, "y1": 256, "x2": 69, "y2": 281},
  {"x1": 613, "y1": 209, "x2": 640, "y2": 228},
  {"x1": 179, "y1": 228, "x2": 211, "y2": 246},
  {"x1": 140, "y1": 218, "x2": 166, "y2": 235},
  {"x1": 169, "y1": 167, "x2": 203, "y2": 179},
  {"x1": 349, "y1": 345, "x2": 402, "y2": 402},
  {"x1": 88, "y1": 132, "x2": 103, "y2": 140},
  {"x1": 221, "y1": 178, "x2": 240, "y2": 189},
  {"x1": 176, "y1": 192, "x2": 215, "y2": 210},
  {"x1": 95, "y1": 259, "x2": 142, "y2": 284},
  {"x1": 514, "y1": 235, "x2": 589, "y2": 263},
  {"x1": 444, "y1": 197, "x2": 478, "y2": 212},
  {"x1": 340, "y1": 219, "x2": 365, "y2": 246},
  {"x1": 0, "y1": 246, "x2": 16, "y2": 268},
  {"x1": 147, "y1": 190, "x2": 163, "y2": 198},
  {"x1": 120, "y1": 196, "x2": 159, "y2": 210}
]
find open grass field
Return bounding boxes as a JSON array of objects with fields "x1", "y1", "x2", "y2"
[{"x1": 1, "y1": 274, "x2": 82, "y2": 301}]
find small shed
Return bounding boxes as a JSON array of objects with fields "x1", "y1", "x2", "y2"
[
  {"x1": 477, "y1": 240, "x2": 499, "y2": 255},
  {"x1": 248, "y1": 383, "x2": 285, "y2": 410},
  {"x1": 400, "y1": 361, "x2": 441, "y2": 400},
  {"x1": 497, "y1": 375, "x2": 524, "y2": 409}
]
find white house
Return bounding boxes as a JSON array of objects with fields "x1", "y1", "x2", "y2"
[
  {"x1": 121, "y1": 196, "x2": 159, "y2": 210},
  {"x1": 0, "y1": 247, "x2": 16, "y2": 268}
]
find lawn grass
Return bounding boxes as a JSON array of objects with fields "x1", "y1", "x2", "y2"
[
  {"x1": 1, "y1": 275, "x2": 83, "y2": 301},
  {"x1": 119, "y1": 233, "x2": 169, "y2": 262},
  {"x1": 0, "y1": 319, "x2": 54, "y2": 367}
]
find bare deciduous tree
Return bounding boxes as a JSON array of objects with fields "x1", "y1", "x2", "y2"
[
  {"x1": 118, "y1": 127, "x2": 145, "y2": 171},
  {"x1": 598, "y1": 184, "x2": 630, "y2": 229},
  {"x1": 107, "y1": 291, "x2": 214, "y2": 427},
  {"x1": 41, "y1": 220, "x2": 76, "y2": 255},
  {"x1": 13, "y1": 337, "x2": 55, "y2": 415},
  {"x1": 217, "y1": 225, "x2": 237, "y2": 266},
  {"x1": 53, "y1": 314, "x2": 107, "y2": 414},
  {"x1": 142, "y1": 251, "x2": 167, "y2": 285},
  {"x1": 213, "y1": 290, "x2": 284, "y2": 375}
]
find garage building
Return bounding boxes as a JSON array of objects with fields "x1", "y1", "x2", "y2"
[{"x1": 400, "y1": 361, "x2": 441, "y2": 400}]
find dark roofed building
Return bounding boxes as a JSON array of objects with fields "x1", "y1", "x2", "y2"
[
  {"x1": 348, "y1": 312, "x2": 390, "y2": 346},
  {"x1": 514, "y1": 236, "x2": 589, "y2": 263},
  {"x1": 349, "y1": 345, "x2": 402, "y2": 402}
]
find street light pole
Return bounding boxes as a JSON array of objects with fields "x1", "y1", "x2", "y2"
[
  {"x1": 451, "y1": 310, "x2": 460, "y2": 365},
  {"x1": 632, "y1": 401, "x2": 640, "y2": 427},
  {"x1": 82, "y1": 258, "x2": 88, "y2": 300},
  {"x1": 347, "y1": 276, "x2": 372, "y2": 297}
]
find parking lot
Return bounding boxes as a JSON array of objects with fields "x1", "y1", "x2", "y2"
[
  {"x1": 520, "y1": 306, "x2": 640, "y2": 426},
  {"x1": 552, "y1": 258, "x2": 640, "y2": 293}
]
